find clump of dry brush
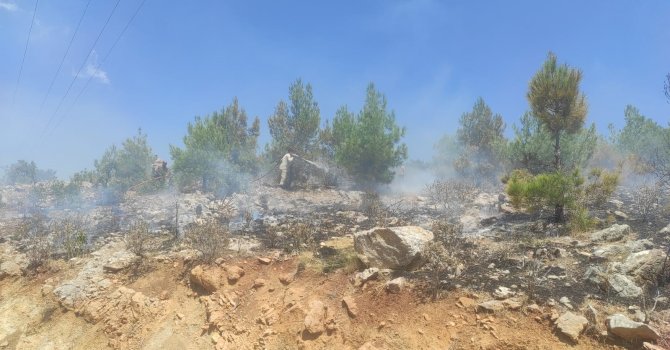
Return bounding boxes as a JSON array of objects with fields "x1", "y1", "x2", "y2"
[
  {"x1": 424, "y1": 179, "x2": 477, "y2": 215},
  {"x1": 185, "y1": 220, "x2": 231, "y2": 264}
]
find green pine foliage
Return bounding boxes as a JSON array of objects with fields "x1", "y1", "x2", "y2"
[
  {"x1": 93, "y1": 129, "x2": 156, "y2": 201},
  {"x1": 453, "y1": 97, "x2": 506, "y2": 182},
  {"x1": 266, "y1": 79, "x2": 321, "y2": 162},
  {"x1": 170, "y1": 98, "x2": 260, "y2": 195},
  {"x1": 504, "y1": 112, "x2": 597, "y2": 174},
  {"x1": 330, "y1": 83, "x2": 408, "y2": 186}
]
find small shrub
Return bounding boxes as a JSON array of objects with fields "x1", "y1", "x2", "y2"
[
  {"x1": 52, "y1": 216, "x2": 88, "y2": 259},
  {"x1": 360, "y1": 191, "x2": 390, "y2": 226},
  {"x1": 522, "y1": 258, "x2": 544, "y2": 302},
  {"x1": 583, "y1": 168, "x2": 620, "y2": 208},
  {"x1": 19, "y1": 212, "x2": 53, "y2": 269},
  {"x1": 568, "y1": 206, "x2": 597, "y2": 234},
  {"x1": 424, "y1": 179, "x2": 477, "y2": 214},
  {"x1": 284, "y1": 222, "x2": 315, "y2": 253},
  {"x1": 632, "y1": 183, "x2": 660, "y2": 220},
  {"x1": 186, "y1": 221, "x2": 231, "y2": 264},
  {"x1": 125, "y1": 220, "x2": 152, "y2": 258},
  {"x1": 320, "y1": 247, "x2": 362, "y2": 273},
  {"x1": 421, "y1": 240, "x2": 454, "y2": 301},
  {"x1": 49, "y1": 180, "x2": 82, "y2": 208}
]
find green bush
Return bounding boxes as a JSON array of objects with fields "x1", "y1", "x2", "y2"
[
  {"x1": 330, "y1": 83, "x2": 407, "y2": 186},
  {"x1": 171, "y1": 98, "x2": 259, "y2": 195},
  {"x1": 93, "y1": 130, "x2": 156, "y2": 201},
  {"x1": 52, "y1": 216, "x2": 88, "y2": 260},
  {"x1": 506, "y1": 169, "x2": 583, "y2": 219},
  {"x1": 266, "y1": 79, "x2": 321, "y2": 162}
]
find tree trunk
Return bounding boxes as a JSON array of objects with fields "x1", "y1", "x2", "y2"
[
  {"x1": 553, "y1": 132, "x2": 564, "y2": 222},
  {"x1": 553, "y1": 132, "x2": 561, "y2": 171}
]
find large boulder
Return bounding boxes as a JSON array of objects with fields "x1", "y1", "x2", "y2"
[
  {"x1": 590, "y1": 224, "x2": 630, "y2": 243},
  {"x1": 606, "y1": 314, "x2": 660, "y2": 342},
  {"x1": 621, "y1": 249, "x2": 666, "y2": 284},
  {"x1": 353, "y1": 226, "x2": 433, "y2": 270}
]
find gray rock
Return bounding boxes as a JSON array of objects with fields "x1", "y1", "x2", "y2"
[
  {"x1": 621, "y1": 249, "x2": 666, "y2": 283},
  {"x1": 354, "y1": 226, "x2": 433, "y2": 270},
  {"x1": 385, "y1": 277, "x2": 406, "y2": 293},
  {"x1": 590, "y1": 224, "x2": 630, "y2": 243},
  {"x1": 606, "y1": 314, "x2": 660, "y2": 342},
  {"x1": 613, "y1": 211, "x2": 629, "y2": 220},
  {"x1": 626, "y1": 239, "x2": 655, "y2": 253},
  {"x1": 607, "y1": 274, "x2": 643, "y2": 298},
  {"x1": 354, "y1": 268, "x2": 379, "y2": 286},
  {"x1": 493, "y1": 286, "x2": 515, "y2": 300},
  {"x1": 555, "y1": 312, "x2": 588, "y2": 342},
  {"x1": 103, "y1": 250, "x2": 138, "y2": 272},
  {"x1": 477, "y1": 300, "x2": 506, "y2": 313},
  {"x1": 583, "y1": 266, "x2": 607, "y2": 286}
]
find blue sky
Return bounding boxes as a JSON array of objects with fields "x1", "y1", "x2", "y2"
[{"x1": 1, "y1": 0, "x2": 669, "y2": 177}]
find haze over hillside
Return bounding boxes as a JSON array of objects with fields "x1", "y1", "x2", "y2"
[{"x1": 1, "y1": 0, "x2": 669, "y2": 177}]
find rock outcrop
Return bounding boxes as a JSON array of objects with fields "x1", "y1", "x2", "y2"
[
  {"x1": 555, "y1": 312, "x2": 588, "y2": 342},
  {"x1": 606, "y1": 314, "x2": 660, "y2": 342},
  {"x1": 354, "y1": 226, "x2": 433, "y2": 270}
]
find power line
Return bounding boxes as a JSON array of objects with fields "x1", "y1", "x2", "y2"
[
  {"x1": 12, "y1": 0, "x2": 39, "y2": 108},
  {"x1": 51, "y1": 0, "x2": 148, "y2": 134},
  {"x1": 40, "y1": 0, "x2": 121, "y2": 138},
  {"x1": 38, "y1": 0, "x2": 93, "y2": 113}
]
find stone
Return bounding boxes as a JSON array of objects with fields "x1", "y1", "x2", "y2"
[
  {"x1": 253, "y1": 278, "x2": 267, "y2": 289},
  {"x1": 621, "y1": 249, "x2": 666, "y2": 283},
  {"x1": 279, "y1": 272, "x2": 295, "y2": 285},
  {"x1": 353, "y1": 226, "x2": 434, "y2": 270},
  {"x1": 304, "y1": 300, "x2": 327, "y2": 335},
  {"x1": 613, "y1": 211, "x2": 628, "y2": 220},
  {"x1": 583, "y1": 266, "x2": 607, "y2": 287},
  {"x1": 354, "y1": 268, "x2": 379, "y2": 286},
  {"x1": 590, "y1": 224, "x2": 630, "y2": 242},
  {"x1": 189, "y1": 265, "x2": 220, "y2": 293},
  {"x1": 555, "y1": 312, "x2": 588, "y2": 342},
  {"x1": 103, "y1": 250, "x2": 139, "y2": 272},
  {"x1": 258, "y1": 257, "x2": 272, "y2": 265},
  {"x1": 607, "y1": 274, "x2": 643, "y2": 298},
  {"x1": 493, "y1": 286, "x2": 515, "y2": 300},
  {"x1": 0, "y1": 260, "x2": 22, "y2": 278},
  {"x1": 477, "y1": 300, "x2": 505, "y2": 313},
  {"x1": 385, "y1": 277, "x2": 406, "y2": 293},
  {"x1": 224, "y1": 265, "x2": 245, "y2": 284},
  {"x1": 342, "y1": 296, "x2": 358, "y2": 318},
  {"x1": 585, "y1": 304, "x2": 598, "y2": 325},
  {"x1": 606, "y1": 314, "x2": 660, "y2": 342},
  {"x1": 458, "y1": 297, "x2": 476, "y2": 308}
]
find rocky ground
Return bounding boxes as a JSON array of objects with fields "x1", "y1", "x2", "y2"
[{"x1": 0, "y1": 181, "x2": 669, "y2": 349}]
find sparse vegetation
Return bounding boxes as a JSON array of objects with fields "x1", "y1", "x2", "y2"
[
  {"x1": 186, "y1": 221, "x2": 231, "y2": 264},
  {"x1": 125, "y1": 220, "x2": 152, "y2": 258},
  {"x1": 424, "y1": 179, "x2": 477, "y2": 213},
  {"x1": 52, "y1": 216, "x2": 88, "y2": 260}
]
